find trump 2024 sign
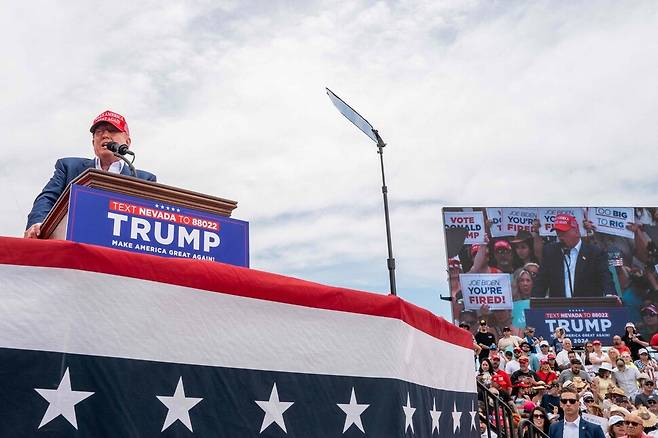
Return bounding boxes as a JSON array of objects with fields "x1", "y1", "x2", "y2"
[{"x1": 66, "y1": 185, "x2": 249, "y2": 267}]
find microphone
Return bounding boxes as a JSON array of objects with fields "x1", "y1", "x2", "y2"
[
  {"x1": 103, "y1": 141, "x2": 137, "y2": 177},
  {"x1": 104, "y1": 142, "x2": 132, "y2": 156}
]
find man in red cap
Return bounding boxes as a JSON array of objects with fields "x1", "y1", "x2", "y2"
[
  {"x1": 25, "y1": 110, "x2": 156, "y2": 238},
  {"x1": 532, "y1": 213, "x2": 613, "y2": 298}
]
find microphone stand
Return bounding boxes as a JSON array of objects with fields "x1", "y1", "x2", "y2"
[
  {"x1": 372, "y1": 129, "x2": 397, "y2": 296},
  {"x1": 562, "y1": 248, "x2": 574, "y2": 298},
  {"x1": 113, "y1": 152, "x2": 136, "y2": 177}
]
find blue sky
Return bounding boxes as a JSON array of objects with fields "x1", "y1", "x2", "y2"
[{"x1": 2, "y1": 0, "x2": 658, "y2": 320}]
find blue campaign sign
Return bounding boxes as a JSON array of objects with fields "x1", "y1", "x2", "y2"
[
  {"x1": 66, "y1": 185, "x2": 249, "y2": 267},
  {"x1": 524, "y1": 307, "x2": 630, "y2": 346}
]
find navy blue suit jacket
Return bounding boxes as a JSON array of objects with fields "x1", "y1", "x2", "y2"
[
  {"x1": 531, "y1": 241, "x2": 614, "y2": 298},
  {"x1": 548, "y1": 417, "x2": 605, "y2": 438},
  {"x1": 26, "y1": 157, "x2": 156, "y2": 228}
]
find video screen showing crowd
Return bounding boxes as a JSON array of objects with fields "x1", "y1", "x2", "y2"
[
  {"x1": 445, "y1": 208, "x2": 658, "y2": 437},
  {"x1": 444, "y1": 208, "x2": 658, "y2": 341}
]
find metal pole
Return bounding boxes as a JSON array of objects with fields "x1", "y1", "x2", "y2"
[{"x1": 373, "y1": 130, "x2": 396, "y2": 296}]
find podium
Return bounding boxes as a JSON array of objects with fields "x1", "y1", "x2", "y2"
[
  {"x1": 40, "y1": 169, "x2": 249, "y2": 267},
  {"x1": 525, "y1": 297, "x2": 628, "y2": 346}
]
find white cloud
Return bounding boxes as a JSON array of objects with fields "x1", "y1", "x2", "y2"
[{"x1": 2, "y1": 0, "x2": 658, "y2": 319}]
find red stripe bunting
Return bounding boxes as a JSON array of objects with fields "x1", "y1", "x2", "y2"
[{"x1": 0, "y1": 236, "x2": 472, "y2": 349}]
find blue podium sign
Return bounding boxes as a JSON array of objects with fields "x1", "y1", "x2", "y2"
[
  {"x1": 524, "y1": 307, "x2": 629, "y2": 346},
  {"x1": 66, "y1": 185, "x2": 249, "y2": 267}
]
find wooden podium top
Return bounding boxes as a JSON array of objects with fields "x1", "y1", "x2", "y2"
[{"x1": 41, "y1": 169, "x2": 238, "y2": 239}]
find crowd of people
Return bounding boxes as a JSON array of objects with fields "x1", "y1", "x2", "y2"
[{"x1": 464, "y1": 319, "x2": 658, "y2": 438}]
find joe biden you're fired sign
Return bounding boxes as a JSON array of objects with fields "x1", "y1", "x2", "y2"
[{"x1": 66, "y1": 185, "x2": 249, "y2": 267}]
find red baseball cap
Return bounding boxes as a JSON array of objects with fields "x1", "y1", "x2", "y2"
[
  {"x1": 494, "y1": 240, "x2": 512, "y2": 251},
  {"x1": 552, "y1": 214, "x2": 578, "y2": 232},
  {"x1": 90, "y1": 110, "x2": 130, "y2": 136}
]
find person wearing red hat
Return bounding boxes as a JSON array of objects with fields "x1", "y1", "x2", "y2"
[
  {"x1": 468, "y1": 243, "x2": 503, "y2": 274},
  {"x1": 25, "y1": 110, "x2": 157, "y2": 238},
  {"x1": 490, "y1": 356, "x2": 513, "y2": 393},
  {"x1": 511, "y1": 356, "x2": 540, "y2": 386},
  {"x1": 492, "y1": 240, "x2": 515, "y2": 273},
  {"x1": 532, "y1": 213, "x2": 614, "y2": 298}
]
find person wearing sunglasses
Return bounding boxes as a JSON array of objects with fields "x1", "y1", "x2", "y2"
[
  {"x1": 588, "y1": 340, "x2": 610, "y2": 374},
  {"x1": 635, "y1": 379, "x2": 657, "y2": 408},
  {"x1": 523, "y1": 406, "x2": 550, "y2": 438},
  {"x1": 647, "y1": 395, "x2": 658, "y2": 416},
  {"x1": 548, "y1": 388, "x2": 605, "y2": 438},
  {"x1": 614, "y1": 358, "x2": 642, "y2": 399},
  {"x1": 634, "y1": 348, "x2": 657, "y2": 383},
  {"x1": 623, "y1": 412, "x2": 649, "y2": 438},
  {"x1": 607, "y1": 415, "x2": 626, "y2": 438},
  {"x1": 582, "y1": 394, "x2": 604, "y2": 418}
]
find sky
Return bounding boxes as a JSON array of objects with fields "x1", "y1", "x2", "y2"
[{"x1": 2, "y1": 0, "x2": 658, "y2": 321}]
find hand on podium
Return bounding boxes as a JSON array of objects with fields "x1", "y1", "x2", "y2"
[{"x1": 24, "y1": 222, "x2": 41, "y2": 239}]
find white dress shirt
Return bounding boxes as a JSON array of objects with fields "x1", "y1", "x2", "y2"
[
  {"x1": 505, "y1": 359, "x2": 520, "y2": 375},
  {"x1": 563, "y1": 239, "x2": 582, "y2": 298},
  {"x1": 563, "y1": 415, "x2": 581, "y2": 438},
  {"x1": 95, "y1": 157, "x2": 124, "y2": 174}
]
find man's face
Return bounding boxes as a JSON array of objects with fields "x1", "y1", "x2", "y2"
[
  {"x1": 494, "y1": 248, "x2": 513, "y2": 267},
  {"x1": 92, "y1": 122, "x2": 130, "y2": 163},
  {"x1": 563, "y1": 339, "x2": 572, "y2": 351},
  {"x1": 617, "y1": 360, "x2": 625, "y2": 370},
  {"x1": 560, "y1": 393, "x2": 580, "y2": 417},
  {"x1": 624, "y1": 415, "x2": 644, "y2": 438},
  {"x1": 613, "y1": 336, "x2": 622, "y2": 345},
  {"x1": 503, "y1": 328, "x2": 511, "y2": 337},
  {"x1": 521, "y1": 344, "x2": 531, "y2": 353},
  {"x1": 571, "y1": 362, "x2": 582, "y2": 373},
  {"x1": 556, "y1": 227, "x2": 580, "y2": 248},
  {"x1": 479, "y1": 323, "x2": 488, "y2": 332},
  {"x1": 491, "y1": 358, "x2": 501, "y2": 369},
  {"x1": 520, "y1": 360, "x2": 529, "y2": 370},
  {"x1": 525, "y1": 328, "x2": 535, "y2": 337}
]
